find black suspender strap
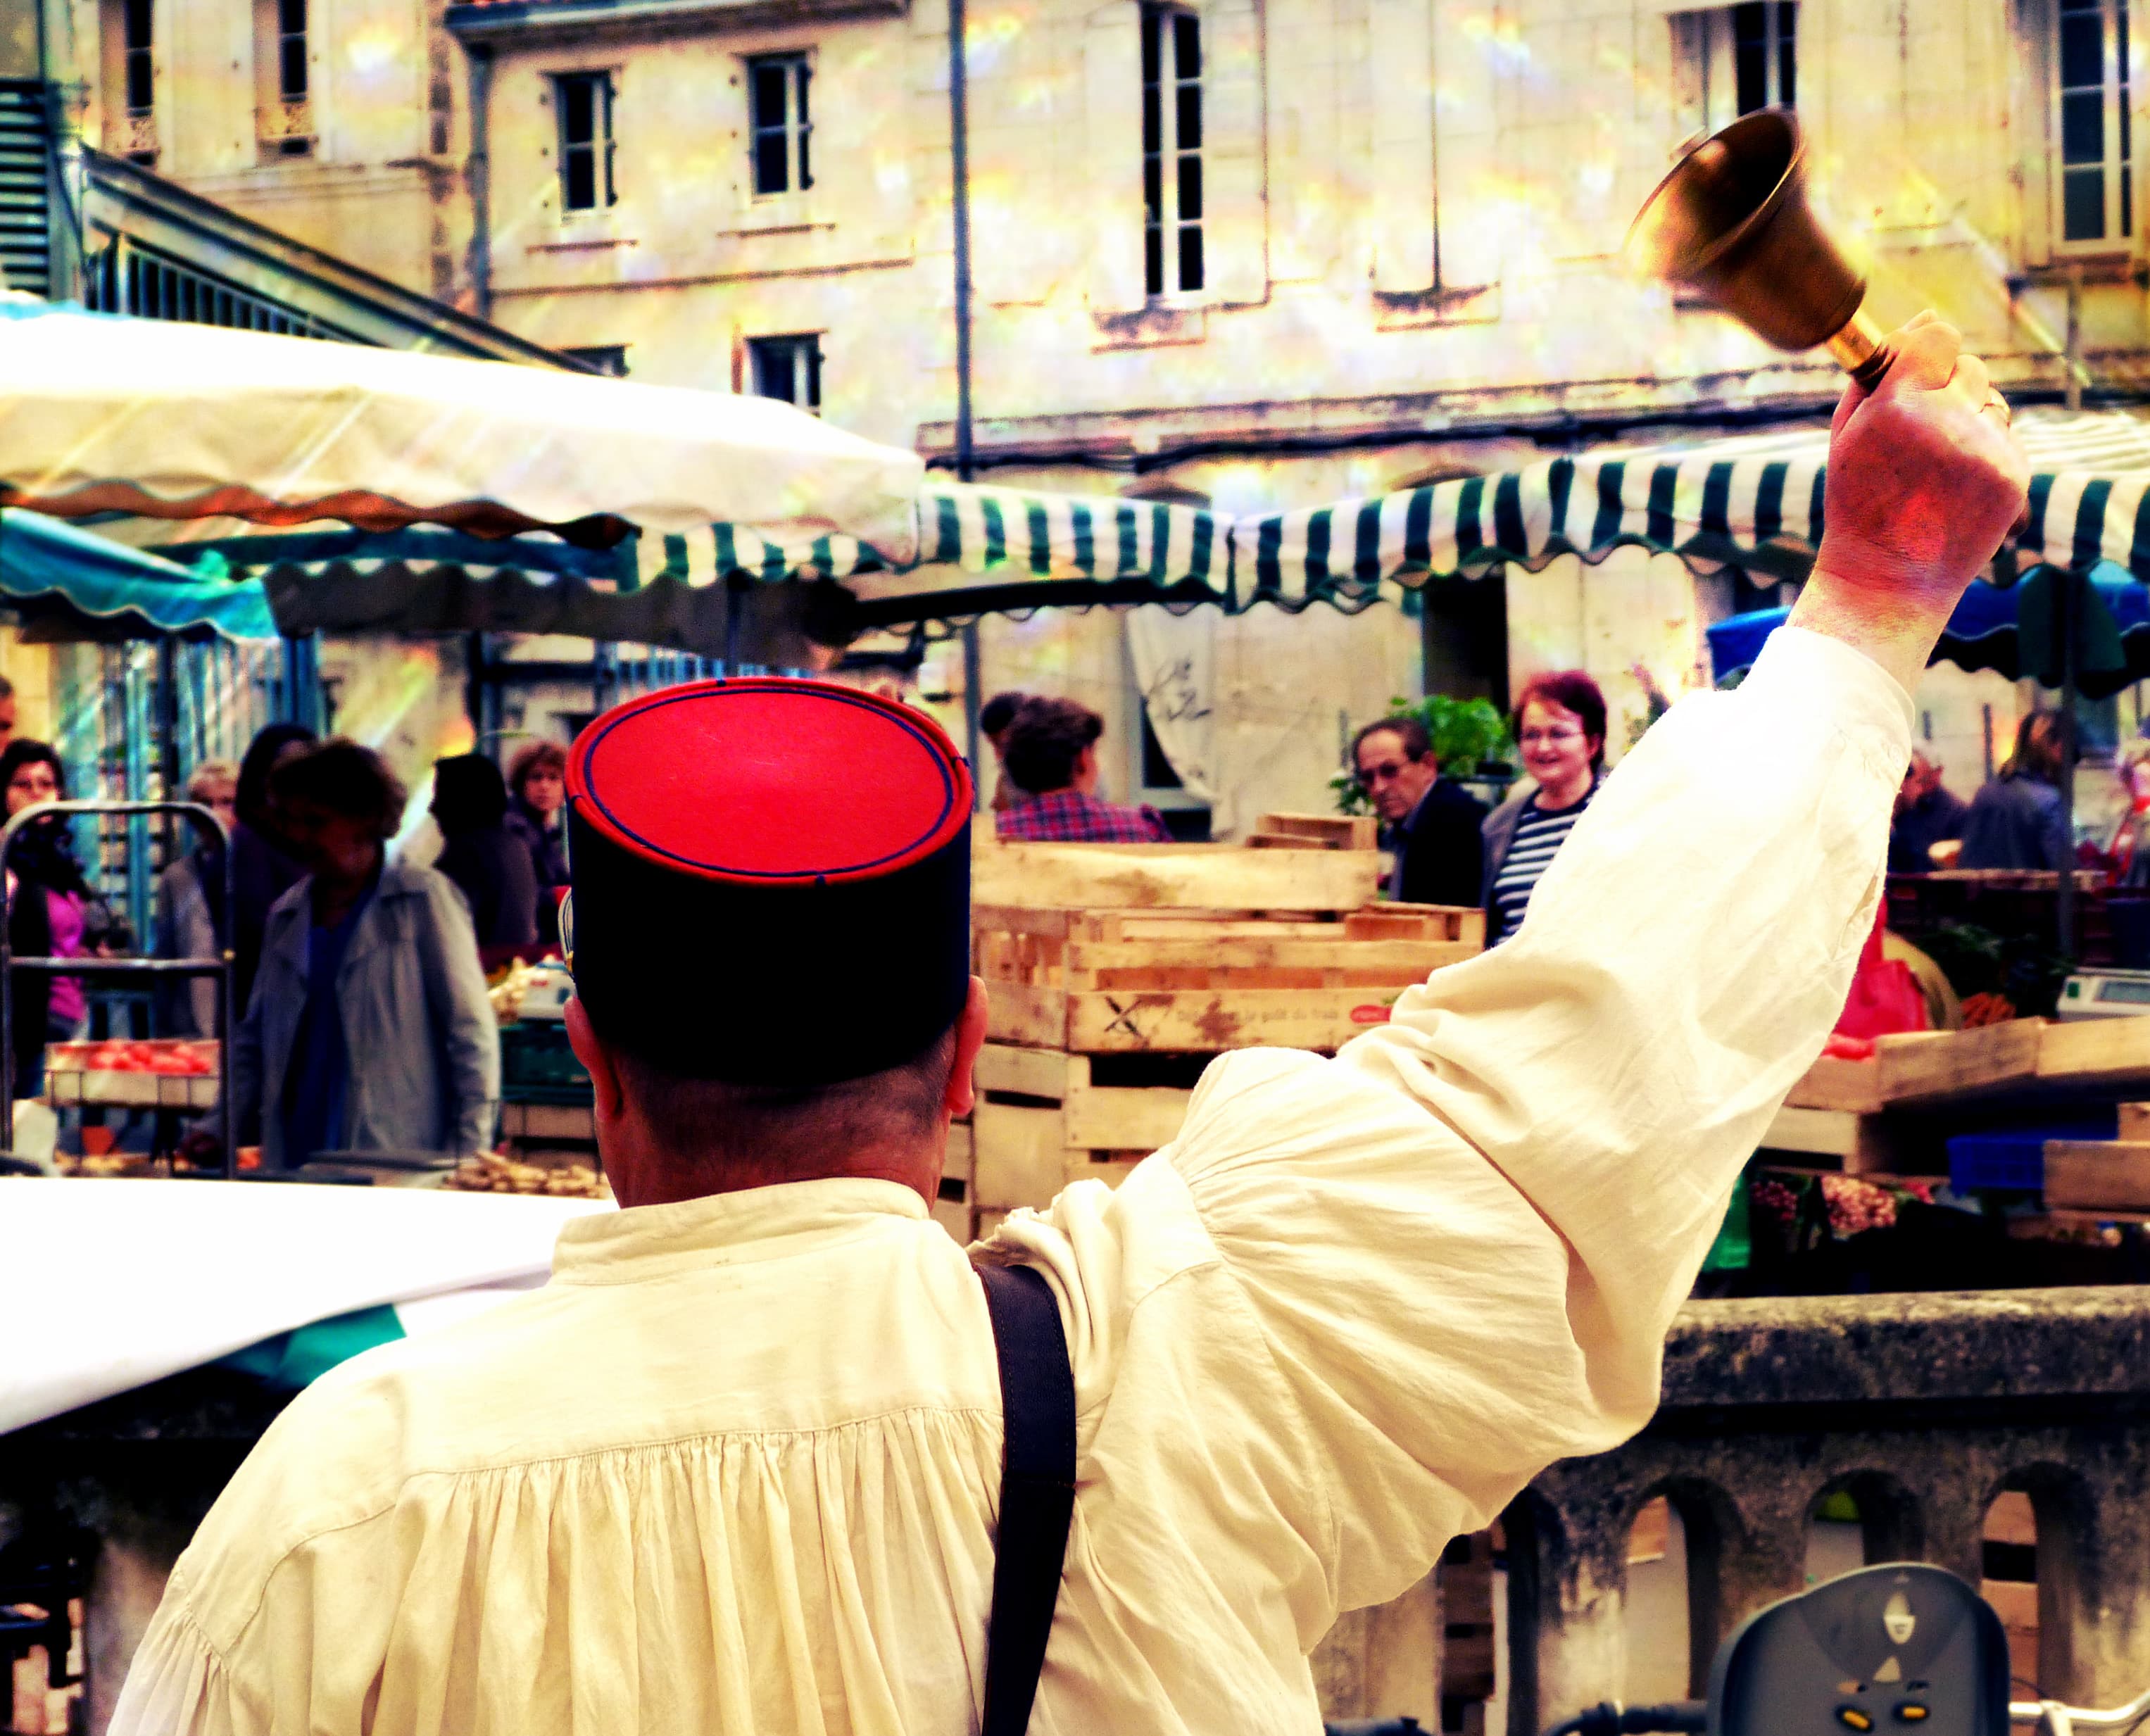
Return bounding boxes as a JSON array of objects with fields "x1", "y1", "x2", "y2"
[{"x1": 972, "y1": 1259, "x2": 1077, "y2": 1736}]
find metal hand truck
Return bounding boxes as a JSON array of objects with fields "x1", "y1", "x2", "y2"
[{"x1": 0, "y1": 800, "x2": 238, "y2": 1178}]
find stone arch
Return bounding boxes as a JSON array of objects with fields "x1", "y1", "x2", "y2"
[
  {"x1": 1499, "y1": 1489, "x2": 1559, "y2": 1736},
  {"x1": 1982, "y1": 1461, "x2": 2096, "y2": 1702},
  {"x1": 1628, "y1": 1475, "x2": 1745, "y2": 1698},
  {"x1": 1806, "y1": 1468, "x2": 1927, "y2": 1575}
]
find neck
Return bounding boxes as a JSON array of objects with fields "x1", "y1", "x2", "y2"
[
  {"x1": 314, "y1": 853, "x2": 382, "y2": 918},
  {"x1": 608, "y1": 1129, "x2": 946, "y2": 1211},
  {"x1": 1538, "y1": 767, "x2": 1594, "y2": 809}
]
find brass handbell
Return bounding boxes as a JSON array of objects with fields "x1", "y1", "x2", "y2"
[{"x1": 1626, "y1": 109, "x2": 1894, "y2": 389}]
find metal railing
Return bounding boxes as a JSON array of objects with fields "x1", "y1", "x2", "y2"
[
  {"x1": 2013, "y1": 1690, "x2": 2150, "y2": 1736},
  {"x1": 84, "y1": 233, "x2": 361, "y2": 339},
  {"x1": 0, "y1": 800, "x2": 237, "y2": 1177}
]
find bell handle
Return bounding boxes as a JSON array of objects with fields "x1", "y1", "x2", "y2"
[{"x1": 1824, "y1": 307, "x2": 2030, "y2": 536}]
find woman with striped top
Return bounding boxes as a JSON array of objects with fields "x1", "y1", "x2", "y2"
[{"x1": 1483, "y1": 671, "x2": 1607, "y2": 944}]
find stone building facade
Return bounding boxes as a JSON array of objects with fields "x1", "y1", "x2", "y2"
[{"x1": 40, "y1": 0, "x2": 2150, "y2": 817}]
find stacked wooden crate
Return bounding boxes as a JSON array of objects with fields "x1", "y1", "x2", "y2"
[
  {"x1": 958, "y1": 823, "x2": 1483, "y2": 1239},
  {"x1": 1752, "y1": 1014, "x2": 2150, "y2": 1220}
]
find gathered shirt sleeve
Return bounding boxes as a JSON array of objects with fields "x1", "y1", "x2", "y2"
[{"x1": 993, "y1": 626, "x2": 1912, "y2": 1624}]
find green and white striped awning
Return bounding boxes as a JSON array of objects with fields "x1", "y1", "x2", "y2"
[
  {"x1": 633, "y1": 482, "x2": 1229, "y2": 624},
  {"x1": 147, "y1": 408, "x2": 2150, "y2": 648},
  {"x1": 179, "y1": 484, "x2": 1233, "y2": 645},
  {"x1": 1233, "y1": 408, "x2": 2150, "y2": 610}
]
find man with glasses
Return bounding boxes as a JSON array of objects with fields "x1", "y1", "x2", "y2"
[{"x1": 1352, "y1": 715, "x2": 1488, "y2": 907}]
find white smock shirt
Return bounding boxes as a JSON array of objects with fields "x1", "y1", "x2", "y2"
[{"x1": 113, "y1": 626, "x2": 1911, "y2": 1736}]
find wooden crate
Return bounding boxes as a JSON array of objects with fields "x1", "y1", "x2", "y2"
[
  {"x1": 1247, "y1": 812, "x2": 1380, "y2": 852},
  {"x1": 2040, "y1": 1017, "x2": 2150, "y2": 1089},
  {"x1": 974, "y1": 838, "x2": 1383, "y2": 912},
  {"x1": 976, "y1": 904, "x2": 1482, "y2": 1055},
  {"x1": 930, "y1": 1121, "x2": 976, "y2": 1240},
  {"x1": 1784, "y1": 1021, "x2": 2045, "y2": 1114},
  {"x1": 967, "y1": 1043, "x2": 1193, "y2": 1212},
  {"x1": 1754, "y1": 1105, "x2": 1937, "y2": 1176},
  {"x1": 2043, "y1": 1139, "x2": 2150, "y2": 1210}
]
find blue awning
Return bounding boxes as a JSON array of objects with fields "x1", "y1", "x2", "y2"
[
  {"x1": 1, "y1": 509, "x2": 277, "y2": 642},
  {"x1": 1706, "y1": 566, "x2": 2150, "y2": 696}
]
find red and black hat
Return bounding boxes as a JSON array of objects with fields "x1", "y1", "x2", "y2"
[{"x1": 563, "y1": 677, "x2": 974, "y2": 1086}]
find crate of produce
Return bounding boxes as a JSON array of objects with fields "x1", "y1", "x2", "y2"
[
  {"x1": 1783, "y1": 1021, "x2": 2046, "y2": 1115},
  {"x1": 45, "y1": 1038, "x2": 219, "y2": 1109},
  {"x1": 499, "y1": 1021, "x2": 593, "y2": 1102}
]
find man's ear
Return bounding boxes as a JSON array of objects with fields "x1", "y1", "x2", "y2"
[
  {"x1": 943, "y1": 977, "x2": 990, "y2": 1120},
  {"x1": 565, "y1": 997, "x2": 626, "y2": 1127}
]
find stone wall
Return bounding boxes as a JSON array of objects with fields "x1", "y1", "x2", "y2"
[{"x1": 1507, "y1": 1288, "x2": 2150, "y2": 1735}]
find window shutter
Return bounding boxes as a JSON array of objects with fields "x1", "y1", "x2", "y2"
[
  {"x1": 1431, "y1": 0, "x2": 1502, "y2": 289},
  {"x1": 1369, "y1": 0, "x2": 1436, "y2": 292},
  {"x1": 1202, "y1": 0, "x2": 1267, "y2": 305},
  {"x1": 1084, "y1": 2, "x2": 1150, "y2": 313}
]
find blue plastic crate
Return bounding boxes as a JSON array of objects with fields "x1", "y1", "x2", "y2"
[{"x1": 1947, "y1": 1112, "x2": 2119, "y2": 1193}]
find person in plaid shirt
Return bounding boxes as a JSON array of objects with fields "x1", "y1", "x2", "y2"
[{"x1": 995, "y1": 697, "x2": 1174, "y2": 843}]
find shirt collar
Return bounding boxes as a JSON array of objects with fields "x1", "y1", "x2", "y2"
[{"x1": 551, "y1": 1176, "x2": 930, "y2": 1285}]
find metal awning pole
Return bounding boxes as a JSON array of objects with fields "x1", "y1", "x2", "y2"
[{"x1": 2059, "y1": 566, "x2": 2080, "y2": 960}]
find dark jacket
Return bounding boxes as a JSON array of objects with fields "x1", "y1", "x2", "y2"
[
  {"x1": 231, "y1": 819, "x2": 304, "y2": 1017},
  {"x1": 1888, "y1": 785, "x2": 1970, "y2": 874},
  {"x1": 507, "y1": 801, "x2": 570, "y2": 944},
  {"x1": 1959, "y1": 774, "x2": 2070, "y2": 872},
  {"x1": 436, "y1": 828, "x2": 541, "y2": 952},
  {"x1": 432, "y1": 755, "x2": 541, "y2": 955},
  {"x1": 1389, "y1": 779, "x2": 1490, "y2": 907}
]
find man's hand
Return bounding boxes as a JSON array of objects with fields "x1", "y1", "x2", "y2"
[{"x1": 1790, "y1": 312, "x2": 2031, "y2": 694}]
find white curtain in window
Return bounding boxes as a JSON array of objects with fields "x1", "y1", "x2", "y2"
[{"x1": 1124, "y1": 606, "x2": 1219, "y2": 817}]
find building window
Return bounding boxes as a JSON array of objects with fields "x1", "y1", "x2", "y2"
[
  {"x1": 106, "y1": 0, "x2": 156, "y2": 162},
  {"x1": 748, "y1": 54, "x2": 812, "y2": 196},
  {"x1": 255, "y1": 0, "x2": 313, "y2": 157},
  {"x1": 554, "y1": 72, "x2": 617, "y2": 215},
  {"x1": 564, "y1": 344, "x2": 629, "y2": 377},
  {"x1": 1141, "y1": 5, "x2": 1202, "y2": 297},
  {"x1": 2055, "y1": 0, "x2": 2133, "y2": 245},
  {"x1": 1670, "y1": 2, "x2": 1795, "y2": 139},
  {"x1": 748, "y1": 334, "x2": 822, "y2": 413}
]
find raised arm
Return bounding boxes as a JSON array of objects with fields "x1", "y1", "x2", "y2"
[{"x1": 1006, "y1": 319, "x2": 2030, "y2": 1621}]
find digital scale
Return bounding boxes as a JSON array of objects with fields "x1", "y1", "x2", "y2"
[
  {"x1": 2056, "y1": 969, "x2": 2150, "y2": 1020},
  {"x1": 513, "y1": 961, "x2": 576, "y2": 1021}
]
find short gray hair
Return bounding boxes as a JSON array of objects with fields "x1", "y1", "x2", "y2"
[{"x1": 186, "y1": 759, "x2": 239, "y2": 803}]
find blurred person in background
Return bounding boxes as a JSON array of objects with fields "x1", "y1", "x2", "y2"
[
  {"x1": 1483, "y1": 671, "x2": 1607, "y2": 944},
  {"x1": 995, "y1": 696, "x2": 1173, "y2": 842},
  {"x1": 1, "y1": 741, "x2": 104, "y2": 1095},
  {"x1": 0, "y1": 674, "x2": 18, "y2": 755},
  {"x1": 979, "y1": 691, "x2": 1030, "y2": 812},
  {"x1": 154, "y1": 760, "x2": 239, "y2": 1036},
  {"x1": 507, "y1": 740, "x2": 571, "y2": 947},
  {"x1": 1888, "y1": 751, "x2": 1969, "y2": 875},
  {"x1": 220, "y1": 740, "x2": 498, "y2": 1170},
  {"x1": 1352, "y1": 715, "x2": 1488, "y2": 907},
  {"x1": 433, "y1": 753, "x2": 540, "y2": 967},
  {"x1": 230, "y1": 722, "x2": 316, "y2": 1015},
  {"x1": 1959, "y1": 712, "x2": 2070, "y2": 872}
]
